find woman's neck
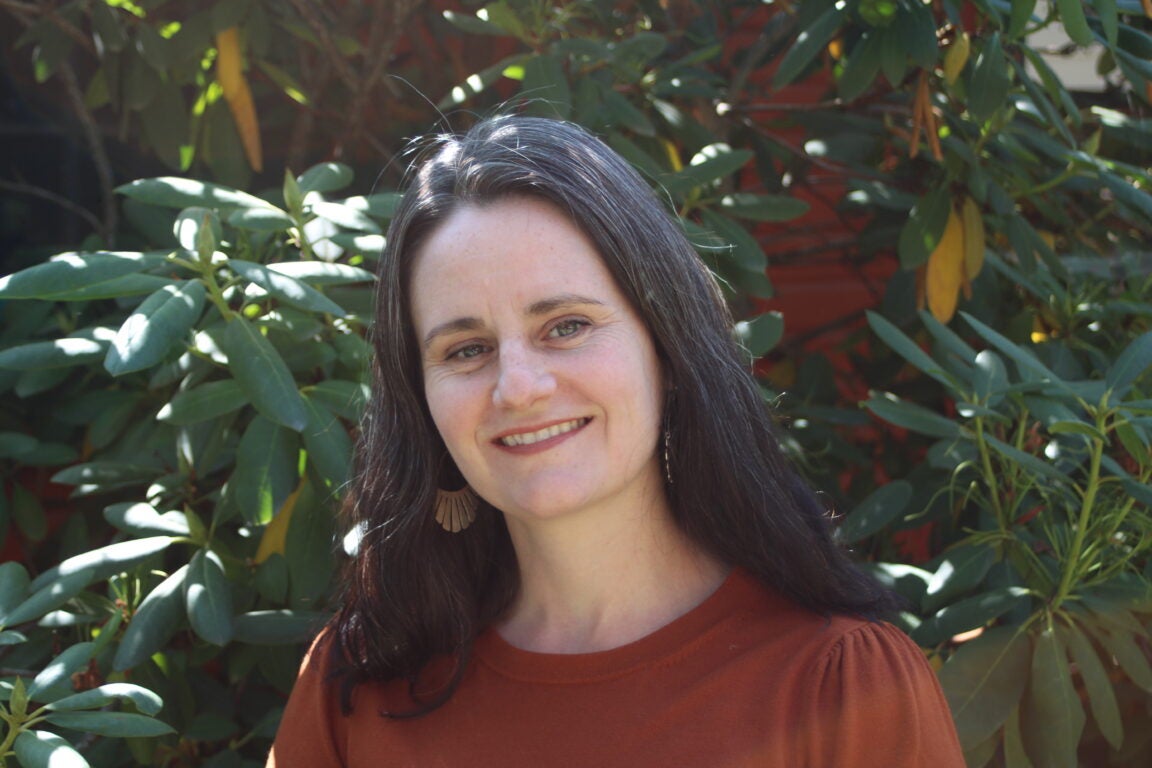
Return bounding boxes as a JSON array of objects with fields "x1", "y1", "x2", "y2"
[{"x1": 496, "y1": 501, "x2": 729, "y2": 654}]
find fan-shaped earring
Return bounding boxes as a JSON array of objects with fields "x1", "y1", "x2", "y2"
[{"x1": 435, "y1": 485, "x2": 478, "y2": 532}]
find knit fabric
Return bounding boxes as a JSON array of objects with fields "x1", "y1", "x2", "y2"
[{"x1": 267, "y1": 569, "x2": 964, "y2": 767}]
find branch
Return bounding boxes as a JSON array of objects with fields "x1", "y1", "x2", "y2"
[
  {"x1": 0, "y1": 179, "x2": 104, "y2": 233},
  {"x1": 58, "y1": 62, "x2": 116, "y2": 245},
  {"x1": 285, "y1": 0, "x2": 359, "y2": 91}
]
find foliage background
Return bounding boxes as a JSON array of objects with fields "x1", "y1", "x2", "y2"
[{"x1": 1, "y1": 1, "x2": 1151, "y2": 766}]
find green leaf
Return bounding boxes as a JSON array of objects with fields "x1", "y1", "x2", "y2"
[
  {"x1": 28, "y1": 641, "x2": 96, "y2": 701},
  {"x1": 284, "y1": 480, "x2": 335, "y2": 605},
  {"x1": 103, "y1": 502, "x2": 192, "y2": 537},
  {"x1": 668, "y1": 145, "x2": 753, "y2": 192},
  {"x1": 968, "y1": 33, "x2": 1010, "y2": 124},
  {"x1": 894, "y1": 0, "x2": 938, "y2": 69},
  {"x1": 1063, "y1": 621, "x2": 1123, "y2": 750},
  {"x1": 157, "y1": 379, "x2": 249, "y2": 424},
  {"x1": 835, "y1": 480, "x2": 912, "y2": 544},
  {"x1": 442, "y1": 9, "x2": 505, "y2": 36},
  {"x1": 0, "y1": 568, "x2": 96, "y2": 626},
  {"x1": 230, "y1": 259, "x2": 346, "y2": 316},
  {"x1": 227, "y1": 206, "x2": 295, "y2": 230},
  {"x1": 113, "y1": 565, "x2": 188, "y2": 671},
  {"x1": 105, "y1": 281, "x2": 206, "y2": 375},
  {"x1": 897, "y1": 186, "x2": 951, "y2": 269},
  {"x1": 1007, "y1": 0, "x2": 1038, "y2": 40},
  {"x1": 867, "y1": 311, "x2": 954, "y2": 388},
  {"x1": 939, "y1": 625, "x2": 1031, "y2": 748},
  {"x1": 304, "y1": 380, "x2": 369, "y2": 422},
  {"x1": 864, "y1": 394, "x2": 962, "y2": 439},
  {"x1": 773, "y1": 2, "x2": 849, "y2": 87},
  {"x1": 309, "y1": 200, "x2": 382, "y2": 234},
  {"x1": 1088, "y1": 626, "x2": 1152, "y2": 692},
  {"x1": 47, "y1": 682, "x2": 163, "y2": 716},
  {"x1": 1106, "y1": 329, "x2": 1152, "y2": 399},
  {"x1": 924, "y1": 544, "x2": 998, "y2": 613},
  {"x1": 0, "y1": 336, "x2": 108, "y2": 371},
  {"x1": 51, "y1": 461, "x2": 158, "y2": 493},
  {"x1": 227, "y1": 415, "x2": 298, "y2": 526},
  {"x1": 1092, "y1": 0, "x2": 1118, "y2": 47},
  {"x1": 11, "y1": 484, "x2": 46, "y2": 542},
  {"x1": 734, "y1": 312, "x2": 783, "y2": 357},
  {"x1": 301, "y1": 396, "x2": 352, "y2": 489},
  {"x1": 1055, "y1": 0, "x2": 1093, "y2": 46},
  {"x1": 117, "y1": 177, "x2": 276, "y2": 211},
  {"x1": 1024, "y1": 627, "x2": 1085, "y2": 768},
  {"x1": 960, "y1": 313, "x2": 1066, "y2": 389},
  {"x1": 233, "y1": 610, "x2": 326, "y2": 644},
  {"x1": 0, "y1": 430, "x2": 38, "y2": 458},
  {"x1": 0, "y1": 251, "x2": 170, "y2": 300},
  {"x1": 45, "y1": 711, "x2": 174, "y2": 737},
  {"x1": 838, "y1": 30, "x2": 882, "y2": 101},
  {"x1": 173, "y1": 207, "x2": 221, "y2": 253},
  {"x1": 221, "y1": 319, "x2": 309, "y2": 431},
  {"x1": 985, "y1": 435, "x2": 1066, "y2": 482},
  {"x1": 298, "y1": 162, "x2": 354, "y2": 194},
  {"x1": 266, "y1": 261, "x2": 375, "y2": 286},
  {"x1": 521, "y1": 53, "x2": 571, "y2": 118},
  {"x1": 0, "y1": 561, "x2": 30, "y2": 617},
  {"x1": 14, "y1": 730, "x2": 89, "y2": 768},
  {"x1": 718, "y1": 193, "x2": 810, "y2": 222},
  {"x1": 30, "y1": 536, "x2": 175, "y2": 592},
  {"x1": 913, "y1": 587, "x2": 1031, "y2": 646},
  {"x1": 91, "y1": 0, "x2": 128, "y2": 52},
  {"x1": 185, "y1": 549, "x2": 234, "y2": 645}
]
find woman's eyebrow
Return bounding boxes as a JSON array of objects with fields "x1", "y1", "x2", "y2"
[
  {"x1": 423, "y1": 317, "x2": 483, "y2": 350},
  {"x1": 526, "y1": 293, "x2": 605, "y2": 316}
]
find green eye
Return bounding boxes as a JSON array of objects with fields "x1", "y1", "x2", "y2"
[{"x1": 549, "y1": 319, "x2": 588, "y2": 338}]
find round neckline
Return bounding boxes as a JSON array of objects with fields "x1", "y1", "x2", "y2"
[{"x1": 473, "y1": 568, "x2": 769, "y2": 683}]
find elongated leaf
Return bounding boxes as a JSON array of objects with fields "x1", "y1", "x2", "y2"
[
  {"x1": 1007, "y1": 0, "x2": 1038, "y2": 39},
  {"x1": 924, "y1": 545, "x2": 998, "y2": 613},
  {"x1": 105, "y1": 281, "x2": 206, "y2": 375},
  {"x1": 867, "y1": 311, "x2": 954, "y2": 387},
  {"x1": 1063, "y1": 622, "x2": 1123, "y2": 749},
  {"x1": 103, "y1": 502, "x2": 191, "y2": 537},
  {"x1": 301, "y1": 396, "x2": 352, "y2": 490},
  {"x1": 228, "y1": 415, "x2": 298, "y2": 526},
  {"x1": 1055, "y1": 0, "x2": 1093, "y2": 46},
  {"x1": 0, "y1": 561, "x2": 30, "y2": 617},
  {"x1": 773, "y1": 2, "x2": 848, "y2": 87},
  {"x1": 228, "y1": 206, "x2": 295, "y2": 230},
  {"x1": 734, "y1": 312, "x2": 783, "y2": 357},
  {"x1": 939, "y1": 624, "x2": 1031, "y2": 748},
  {"x1": 960, "y1": 313, "x2": 1065, "y2": 388},
  {"x1": 113, "y1": 565, "x2": 188, "y2": 671},
  {"x1": 913, "y1": 587, "x2": 1031, "y2": 646},
  {"x1": 45, "y1": 711, "x2": 174, "y2": 737},
  {"x1": 1024, "y1": 627, "x2": 1084, "y2": 768},
  {"x1": 1089, "y1": 626, "x2": 1152, "y2": 692},
  {"x1": 157, "y1": 379, "x2": 248, "y2": 424},
  {"x1": 0, "y1": 251, "x2": 170, "y2": 300},
  {"x1": 1, "y1": 568, "x2": 96, "y2": 626},
  {"x1": 117, "y1": 177, "x2": 275, "y2": 210},
  {"x1": 985, "y1": 435, "x2": 1066, "y2": 482},
  {"x1": 719, "y1": 193, "x2": 810, "y2": 222},
  {"x1": 185, "y1": 549, "x2": 234, "y2": 645},
  {"x1": 221, "y1": 319, "x2": 309, "y2": 431},
  {"x1": 51, "y1": 461, "x2": 158, "y2": 492},
  {"x1": 1106, "y1": 329, "x2": 1152, "y2": 399},
  {"x1": 0, "y1": 337, "x2": 108, "y2": 371},
  {"x1": 233, "y1": 610, "x2": 326, "y2": 644},
  {"x1": 298, "y1": 162, "x2": 354, "y2": 194},
  {"x1": 968, "y1": 33, "x2": 1010, "y2": 124},
  {"x1": 897, "y1": 186, "x2": 951, "y2": 269},
  {"x1": 309, "y1": 200, "x2": 382, "y2": 234},
  {"x1": 230, "y1": 259, "x2": 346, "y2": 316},
  {"x1": 28, "y1": 641, "x2": 95, "y2": 701},
  {"x1": 47, "y1": 682, "x2": 163, "y2": 716},
  {"x1": 864, "y1": 394, "x2": 962, "y2": 439},
  {"x1": 267, "y1": 261, "x2": 375, "y2": 286},
  {"x1": 14, "y1": 730, "x2": 89, "y2": 768},
  {"x1": 304, "y1": 380, "x2": 369, "y2": 422},
  {"x1": 668, "y1": 145, "x2": 753, "y2": 192},
  {"x1": 835, "y1": 481, "x2": 912, "y2": 544},
  {"x1": 30, "y1": 536, "x2": 175, "y2": 591}
]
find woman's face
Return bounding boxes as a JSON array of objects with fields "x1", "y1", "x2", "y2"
[{"x1": 410, "y1": 196, "x2": 666, "y2": 526}]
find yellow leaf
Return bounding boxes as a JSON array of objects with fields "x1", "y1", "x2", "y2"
[
  {"x1": 961, "y1": 195, "x2": 985, "y2": 281},
  {"x1": 255, "y1": 479, "x2": 304, "y2": 563},
  {"x1": 943, "y1": 32, "x2": 970, "y2": 85},
  {"x1": 926, "y1": 207, "x2": 965, "y2": 323},
  {"x1": 215, "y1": 27, "x2": 263, "y2": 172}
]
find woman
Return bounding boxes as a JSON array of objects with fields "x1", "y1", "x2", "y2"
[{"x1": 267, "y1": 116, "x2": 964, "y2": 766}]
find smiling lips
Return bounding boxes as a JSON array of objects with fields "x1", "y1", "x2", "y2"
[{"x1": 497, "y1": 418, "x2": 590, "y2": 447}]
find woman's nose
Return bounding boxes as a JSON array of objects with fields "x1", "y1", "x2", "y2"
[{"x1": 492, "y1": 345, "x2": 556, "y2": 410}]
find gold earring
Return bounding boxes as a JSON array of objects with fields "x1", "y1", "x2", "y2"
[{"x1": 435, "y1": 485, "x2": 478, "y2": 532}]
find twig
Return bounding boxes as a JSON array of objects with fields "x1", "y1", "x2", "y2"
[
  {"x1": 0, "y1": 179, "x2": 104, "y2": 233},
  {"x1": 58, "y1": 62, "x2": 116, "y2": 245},
  {"x1": 285, "y1": 0, "x2": 359, "y2": 92}
]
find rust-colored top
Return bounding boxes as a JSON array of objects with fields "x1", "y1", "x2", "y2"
[{"x1": 267, "y1": 569, "x2": 964, "y2": 767}]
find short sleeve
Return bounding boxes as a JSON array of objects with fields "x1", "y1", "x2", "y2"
[
  {"x1": 266, "y1": 632, "x2": 347, "y2": 768},
  {"x1": 804, "y1": 621, "x2": 965, "y2": 767}
]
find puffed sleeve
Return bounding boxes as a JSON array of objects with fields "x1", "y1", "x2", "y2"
[
  {"x1": 266, "y1": 632, "x2": 347, "y2": 767},
  {"x1": 804, "y1": 621, "x2": 965, "y2": 767}
]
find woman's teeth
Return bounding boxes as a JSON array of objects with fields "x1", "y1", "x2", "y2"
[{"x1": 499, "y1": 418, "x2": 587, "y2": 447}]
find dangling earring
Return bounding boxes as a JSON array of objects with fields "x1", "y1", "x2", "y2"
[
  {"x1": 435, "y1": 484, "x2": 478, "y2": 532},
  {"x1": 662, "y1": 427, "x2": 673, "y2": 486}
]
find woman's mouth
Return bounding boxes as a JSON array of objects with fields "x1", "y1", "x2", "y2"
[{"x1": 497, "y1": 418, "x2": 590, "y2": 447}]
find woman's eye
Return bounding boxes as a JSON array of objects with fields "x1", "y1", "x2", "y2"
[
  {"x1": 547, "y1": 319, "x2": 589, "y2": 339},
  {"x1": 448, "y1": 343, "x2": 487, "y2": 361}
]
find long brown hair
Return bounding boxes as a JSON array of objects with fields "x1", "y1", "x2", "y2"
[{"x1": 330, "y1": 115, "x2": 894, "y2": 714}]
